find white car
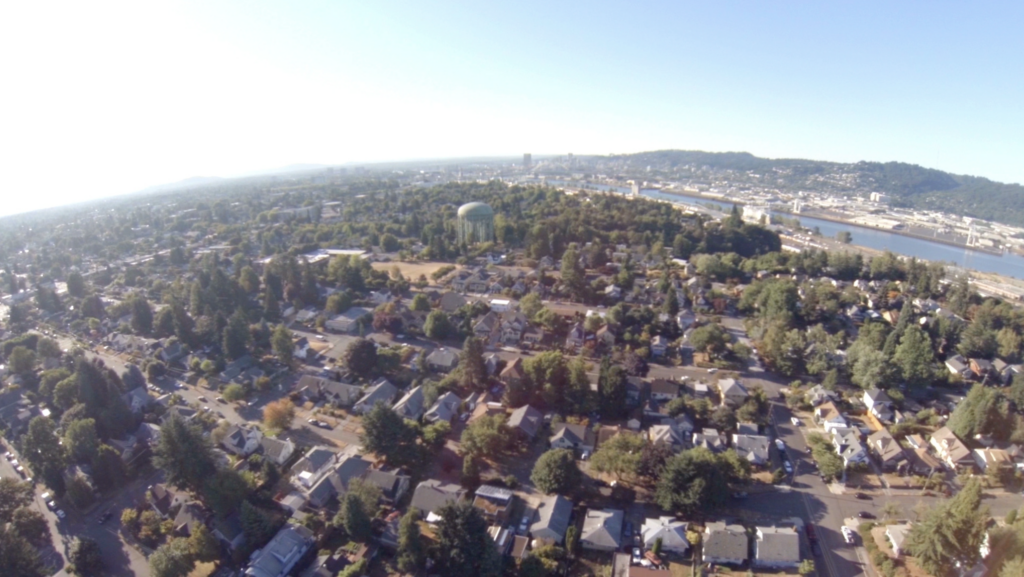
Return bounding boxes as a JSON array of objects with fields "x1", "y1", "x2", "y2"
[
  {"x1": 783, "y1": 461, "x2": 793, "y2": 474},
  {"x1": 841, "y1": 526, "x2": 855, "y2": 544},
  {"x1": 790, "y1": 417, "x2": 801, "y2": 427},
  {"x1": 632, "y1": 547, "x2": 643, "y2": 564},
  {"x1": 775, "y1": 439, "x2": 785, "y2": 452},
  {"x1": 707, "y1": 368, "x2": 718, "y2": 374}
]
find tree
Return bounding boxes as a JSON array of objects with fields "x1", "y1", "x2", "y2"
[
  {"x1": 424, "y1": 310, "x2": 453, "y2": 340},
  {"x1": 130, "y1": 296, "x2": 154, "y2": 335},
  {"x1": 360, "y1": 403, "x2": 420, "y2": 468},
  {"x1": 53, "y1": 376, "x2": 79, "y2": 410},
  {"x1": 531, "y1": 449, "x2": 582, "y2": 495},
  {"x1": 520, "y1": 293, "x2": 543, "y2": 321},
  {"x1": 0, "y1": 478, "x2": 34, "y2": 522},
  {"x1": 1001, "y1": 559, "x2": 1024, "y2": 577},
  {"x1": 598, "y1": 359, "x2": 628, "y2": 420},
  {"x1": 153, "y1": 414, "x2": 216, "y2": 494},
  {"x1": 269, "y1": 324, "x2": 293, "y2": 366},
  {"x1": 460, "y1": 413, "x2": 508, "y2": 462},
  {"x1": 690, "y1": 324, "x2": 728, "y2": 360},
  {"x1": 948, "y1": 384, "x2": 1009, "y2": 441},
  {"x1": 11, "y1": 508, "x2": 49, "y2": 546},
  {"x1": 149, "y1": 537, "x2": 195, "y2": 577},
  {"x1": 21, "y1": 417, "x2": 65, "y2": 494},
  {"x1": 906, "y1": 478, "x2": 989, "y2": 576},
  {"x1": 797, "y1": 559, "x2": 816, "y2": 575},
  {"x1": 411, "y1": 293, "x2": 431, "y2": 312},
  {"x1": 263, "y1": 399, "x2": 295, "y2": 430},
  {"x1": 90, "y1": 444, "x2": 127, "y2": 492},
  {"x1": 68, "y1": 537, "x2": 104, "y2": 576},
  {"x1": 397, "y1": 508, "x2": 426, "y2": 573},
  {"x1": 339, "y1": 560, "x2": 368, "y2": 577},
  {"x1": 36, "y1": 338, "x2": 61, "y2": 360},
  {"x1": 203, "y1": 468, "x2": 251, "y2": 518},
  {"x1": 458, "y1": 336, "x2": 487, "y2": 390},
  {"x1": 63, "y1": 418, "x2": 99, "y2": 464},
  {"x1": 893, "y1": 325, "x2": 934, "y2": 388},
  {"x1": 240, "y1": 501, "x2": 278, "y2": 548},
  {"x1": 434, "y1": 501, "x2": 502, "y2": 577},
  {"x1": 590, "y1": 432, "x2": 645, "y2": 481},
  {"x1": 622, "y1": 350, "x2": 649, "y2": 377},
  {"x1": 343, "y1": 338, "x2": 378, "y2": 377},
  {"x1": 338, "y1": 492, "x2": 372, "y2": 541},
  {"x1": 66, "y1": 476, "x2": 94, "y2": 509},
  {"x1": 222, "y1": 310, "x2": 250, "y2": 360},
  {"x1": 66, "y1": 271, "x2": 86, "y2": 298},
  {"x1": 561, "y1": 244, "x2": 586, "y2": 300},
  {"x1": 222, "y1": 383, "x2": 245, "y2": 402},
  {"x1": 850, "y1": 349, "x2": 893, "y2": 390},
  {"x1": 8, "y1": 346, "x2": 36, "y2": 375},
  {"x1": 0, "y1": 526, "x2": 45, "y2": 577},
  {"x1": 655, "y1": 448, "x2": 738, "y2": 517}
]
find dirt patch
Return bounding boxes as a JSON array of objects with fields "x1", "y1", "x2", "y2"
[{"x1": 371, "y1": 261, "x2": 450, "y2": 281}]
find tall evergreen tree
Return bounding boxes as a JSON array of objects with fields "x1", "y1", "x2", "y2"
[
  {"x1": 153, "y1": 414, "x2": 216, "y2": 494},
  {"x1": 433, "y1": 502, "x2": 502, "y2": 577}
]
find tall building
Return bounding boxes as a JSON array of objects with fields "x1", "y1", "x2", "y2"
[
  {"x1": 523, "y1": 153, "x2": 532, "y2": 168},
  {"x1": 457, "y1": 202, "x2": 496, "y2": 245}
]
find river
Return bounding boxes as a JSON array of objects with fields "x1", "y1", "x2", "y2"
[{"x1": 534, "y1": 179, "x2": 1024, "y2": 279}]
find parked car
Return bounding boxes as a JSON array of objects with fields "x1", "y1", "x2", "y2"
[
  {"x1": 98, "y1": 511, "x2": 112, "y2": 524},
  {"x1": 783, "y1": 461, "x2": 793, "y2": 474},
  {"x1": 55, "y1": 509, "x2": 66, "y2": 520},
  {"x1": 632, "y1": 547, "x2": 643, "y2": 564},
  {"x1": 707, "y1": 368, "x2": 718, "y2": 374},
  {"x1": 854, "y1": 492, "x2": 870, "y2": 500},
  {"x1": 790, "y1": 417, "x2": 801, "y2": 426},
  {"x1": 519, "y1": 515, "x2": 531, "y2": 534},
  {"x1": 198, "y1": 396, "x2": 208, "y2": 402},
  {"x1": 858, "y1": 511, "x2": 876, "y2": 519},
  {"x1": 216, "y1": 396, "x2": 226, "y2": 403},
  {"x1": 775, "y1": 439, "x2": 785, "y2": 452}
]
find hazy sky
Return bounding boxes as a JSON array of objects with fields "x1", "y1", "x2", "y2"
[{"x1": 2, "y1": 1, "x2": 1023, "y2": 217}]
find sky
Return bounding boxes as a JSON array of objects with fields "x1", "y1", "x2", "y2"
[{"x1": 2, "y1": 1, "x2": 1024, "y2": 217}]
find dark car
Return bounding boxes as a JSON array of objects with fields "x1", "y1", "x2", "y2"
[
  {"x1": 854, "y1": 492, "x2": 870, "y2": 500},
  {"x1": 98, "y1": 511, "x2": 112, "y2": 524},
  {"x1": 623, "y1": 521, "x2": 633, "y2": 540},
  {"x1": 858, "y1": 511, "x2": 876, "y2": 519}
]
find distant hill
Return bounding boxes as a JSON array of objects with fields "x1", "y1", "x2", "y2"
[{"x1": 606, "y1": 150, "x2": 1024, "y2": 227}]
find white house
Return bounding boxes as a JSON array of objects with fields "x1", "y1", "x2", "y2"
[{"x1": 641, "y1": 517, "x2": 689, "y2": 554}]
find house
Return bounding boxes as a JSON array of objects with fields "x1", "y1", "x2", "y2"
[
  {"x1": 473, "y1": 485, "x2": 515, "y2": 524},
  {"x1": 500, "y1": 358, "x2": 526, "y2": 385},
  {"x1": 438, "y1": 291, "x2": 468, "y2": 313},
  {"x1": 973, "y1": 447, "x2": 1013, "y2": 473},
  {"x1": 805, "y1": 384, "x2": 838, "y2": 407},
  {"x1": 944, "y1": 354, "x2": 974, "y2": 379},
  {"x1": 717, "y1": 378, "x2": 749, "y2": 408},
  {"x1": 969, "y1": 358, "x2": 994, "y2": 379},
  {"x1": 474, "y1": 312, "x2": 500, "y2": 341},
  {"x1": 325, "y1": 307, "x2": 372, "y2": 333},
  {"x1": 148, "y1": 484, "x2": 183, "y2": 519},
  {"x1": 886, "y1": 523, "x2": 913, "y2": 557},
  {"x1": 565, "y1": 322, "x2": 586, "y2": 350},
  {"x1": 737, "y1": 422, "x2": 758, "y2": 435},
  {"x1": 521, "y1": 325, "x2": 545, "y2": 346},
  {"x1": 530, "y1": 495, "x2": 573, "y2": 543},
  {"x1": 626, "y1": 377, "x2": 646, "y2": 407},
  {"x1": 297, "y1": 375, "x2": 362, "y2": 407},
  {"x1": 649, "y1": 424, "x2": 689, "y2": 452},
  {"x1": 754, "y1": 526, "x2": 800, "y2": 569},
  {"x1": 908, "y1": 448, "x2": 943, "y2": 476},
  {"x1": 213, "y1": 514, "x2": 245, "y2": 551},
  {"x1": 293, "y1": 337, "x2": 314, "y2": 361},
  {"x1": 550, "y1": 423, "x2": 596, "y2": 453},
  {"x1": 221, "y1": 425, "x2": 263, "y2": 457},
  {"x1": 424, "y1": 391, "x2": 462, "y2": 424},
  {"x1": 650, "y1": 335, "x2": 668, "y2": 358},
  {"x1": 596, "y1": 325, "x2": 616, "y2": 348},
  {"x1": 123, "y1": 387, "x2": 154, "y2": 413},
  {"x1": 732, "y1": 434, "x2": 771, "y2": 466},
  {"x1": 580, "y1": 509, "x2": 623, "y2": 551},
  {"x1": 489, "y1": 525, "x2": 515, "y2": 556},
  {"x1": 676, "y1": 310, "x2": 696, "y2": 331},
  {"x1": 693, "y1": 428, "x2": 726, "y2": 453},
  {"x1": 868, "y1": 430, "x2": 908, "y2": 472},
  {"x1": 306, "y1": 455, "x2": 373, "y2": 509},
  {"x1": 499, "y1": 311, "x2": 530, "y2": 345},
  {"x1": 641, "y1": 517, "x2": 689, "y2": 554},
  {"x1": 814, "y1": 401, "x2": 848, "y2": 432},
  {"x1": 649, "y1": 379, "x2": 680, "y2": 402},
  {"x1": 259, "y1": 436, "x2": 295, "y2": 466},
  {"x1": 354, "y1": 378, "x2": 398, "y2": 414},
  {"x1": 426, "y1": 348, "x2": 459, "y2": 372},
  {"x1": 993, "y1": 359, "x2": 1022, "y2": 385},
  {"x1": 863, "y1": 388, "x2": 893, "y2": 422},
  {"x1": 392, "y1": 386, "x2": 426, "y2": 421},
  {"x1": 703, "y1": 522, "x2": 749, "y2": 566},
  {"x1": 931, "y1": 427, "x2": 974, "y2": 470},
  {"x1": 243, "y1": 525, "x2": 314, "y2": 577},
  {"x1": 172, "y1": 502, "x2": 206, "y2": 537},
  {"x1": 410, "y1": 480, "x2": 466, "y2": 520},
  {"x1": 508, "y1": 405, "x2": 544, "y2": 440},
  {"x1": 839, "y1": 437, "x2": 869, "y2": 467},
  {"x1": 363, "y1": 470, "x2": 411, "y2": 505},
  {"x1": 292, "y1": 446, "x2": 340, "y2": 491}
]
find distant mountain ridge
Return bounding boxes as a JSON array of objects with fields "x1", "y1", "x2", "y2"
[{"x1": 606, "y1": 150, "x2": 1024, "y2": 227}]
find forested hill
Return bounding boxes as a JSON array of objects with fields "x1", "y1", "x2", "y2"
[{"x1": 603, "y1": 150, "x2": 1024, "y2": 227}]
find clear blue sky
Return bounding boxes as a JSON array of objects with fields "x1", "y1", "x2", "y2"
[{"x1": 2, "y1": 1, "x2": 1023, "y2": 216}]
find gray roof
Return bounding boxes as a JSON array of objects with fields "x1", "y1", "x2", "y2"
[
  {"x1": 530, "y1": 495, "x2": 573, "y2": 540},
  {"x1": 364, "y1": 470, "x2": 409, "y2": 502},
  {"x1": 508, "y1": 405, "x2": 543, "y2": 438},
  {"x1": 426, "y1": 348, "x2": 458, "y2": 368},
  {"x1": 581, "y1": 509, "x2": 623, "y2": 549},
  {"x1": 755, "y1": 526, "x2": 800, "y2": 566},
  {"x1": 704, "y1": 522, "x2": 748, "y2": 563},
  {"x1": 294, "y1": 447, "x2": 337, "y2": 476},
  {"x1": 245, "y1": 525, "x2": 314, "y2": 577},
  {"x1": 424, "y1": 391, "x2": 462, "y2": 423},
  {"x1": 356, "y1": 378, "x2": 397, "y2": 408},
  {"x1": 410, "y1": 480, "x2": 465, "y2": 516},
  {"x1": 392, "y1": 386, "x2": 426, "y2": 420},
  {"x1": 732, "y1": 434, "x2": 770, "y2": 464},
  {"x1": 259, "y1": 437, "x2": 294, "y2": 463}
]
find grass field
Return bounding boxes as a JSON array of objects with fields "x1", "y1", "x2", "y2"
[{"x1": 371, "y1": 260, "x2": 452, "y2": 281}]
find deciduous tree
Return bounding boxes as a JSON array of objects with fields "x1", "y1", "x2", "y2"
[{"x1": 531, "y1": 449, "x2": 582, "y2": 495}]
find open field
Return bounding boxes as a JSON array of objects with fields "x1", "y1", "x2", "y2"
[{"x1": 371, "y1": 260, "x2": 450, "y2": 280}]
